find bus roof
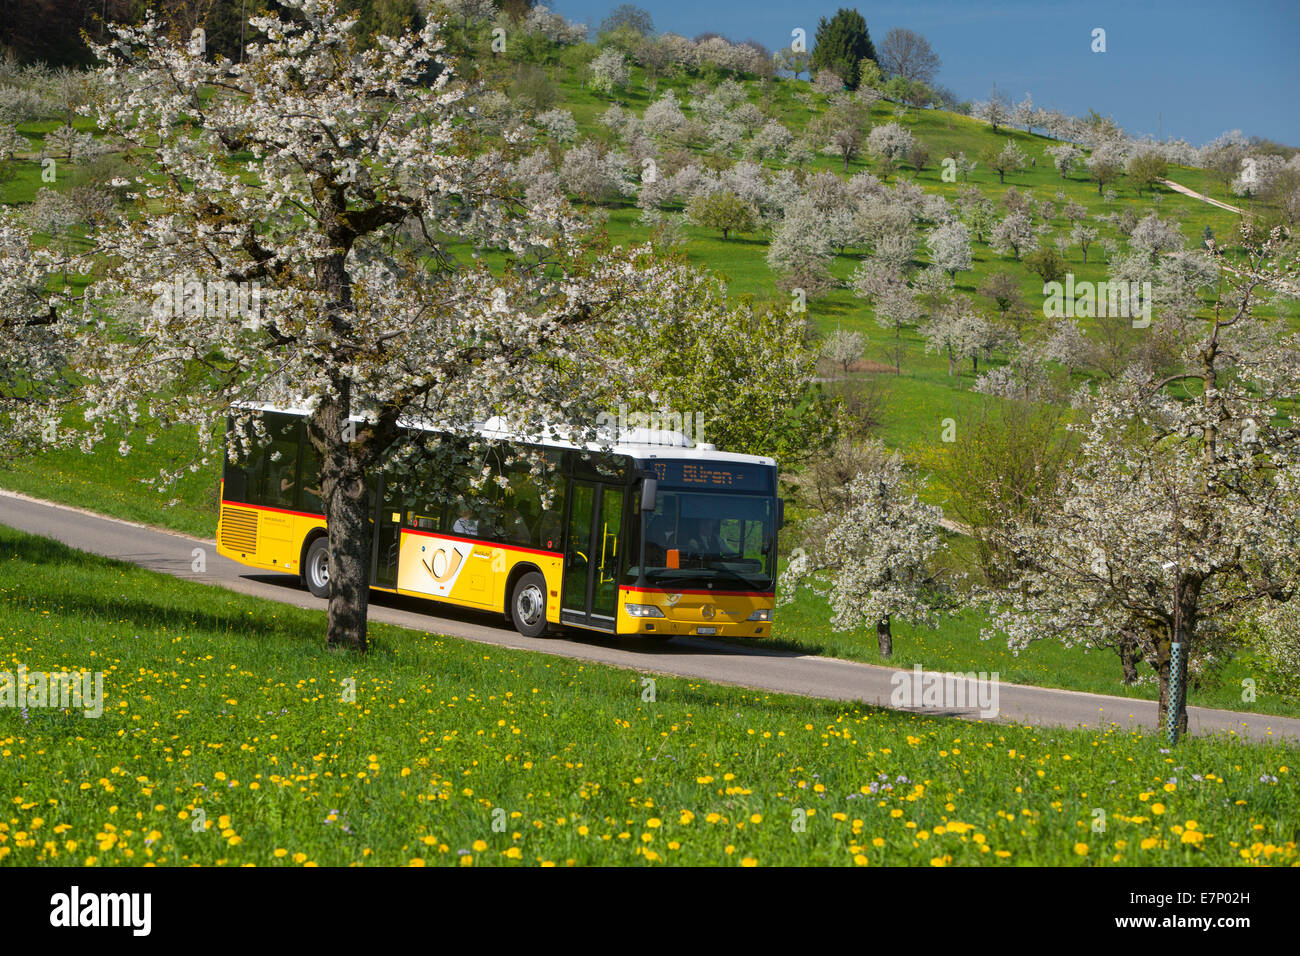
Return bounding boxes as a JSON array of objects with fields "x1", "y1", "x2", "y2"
[{"x1": 230, "y1": 402, "x2": 777, "y2": 469}]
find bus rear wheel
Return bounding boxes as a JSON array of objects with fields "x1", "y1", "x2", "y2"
[
  {"x1": 304, "y1": 537, "x2": 331, "y2": 599},
  {"x1": 510, "y1": 572, "x2": 549, "y2": 639}
]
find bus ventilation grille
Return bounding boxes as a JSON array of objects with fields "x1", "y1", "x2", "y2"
[{"x1": 220, "y1": 506, "x2": 258, "y2": 553}]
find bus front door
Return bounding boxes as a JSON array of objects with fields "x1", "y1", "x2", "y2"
[{"x1": 561, "y1": 481, "x2": 624, "y2": 631}]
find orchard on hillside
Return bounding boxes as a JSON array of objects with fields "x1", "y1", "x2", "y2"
[{"x1": 0, "y1": 1, "x2": 817, "y2": 652}]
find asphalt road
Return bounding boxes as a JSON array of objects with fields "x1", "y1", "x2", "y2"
[{"x1": 3, "y1": 488, "x2": 1298, "y2": 744}]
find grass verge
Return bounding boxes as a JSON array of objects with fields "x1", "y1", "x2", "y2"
[{"x1": 1, "y1": 524, "x2": 1295, "y2": 866}]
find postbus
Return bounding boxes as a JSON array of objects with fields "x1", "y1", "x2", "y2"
[{"x1": 216, "y1": 406, "x2": 781, "y2": 640}]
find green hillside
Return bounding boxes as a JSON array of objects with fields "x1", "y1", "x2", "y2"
[{"x1": 1, "y1": 15, "x2": 1297, "y2": 711}]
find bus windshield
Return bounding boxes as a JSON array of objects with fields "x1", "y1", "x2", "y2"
[{"x1": 627, "y1": 490, "x2": 775, "y2": 591}]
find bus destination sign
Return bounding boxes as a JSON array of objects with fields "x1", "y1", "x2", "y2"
[{"x1": 646, "y1": 460, "x2": 772, "y2": 492}]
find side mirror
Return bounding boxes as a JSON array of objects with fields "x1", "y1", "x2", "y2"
[
  {"x1": 777, "y1": 498, "x2": 785, "y2": 530},
  {"x1": 640, "y1": 477, "x2": 657, "y2": 512}
]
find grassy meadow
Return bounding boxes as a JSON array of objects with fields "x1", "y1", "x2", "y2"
[
  {"x1": 1, "y1": 525, "x2": 1296, "y2": 867},
  {"x1": 1, "y1": 35, "x2": 1299, "y2": 811}
]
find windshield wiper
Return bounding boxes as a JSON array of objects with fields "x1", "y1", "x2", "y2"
[{"x1": 644, "y1": 565, "x2": 770, "y2": 588}]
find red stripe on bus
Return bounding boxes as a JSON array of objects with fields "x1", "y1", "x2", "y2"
[
  {"x1": 221, "y1": 500, "x2": 324, "y2": 520},
  {"x1": 222, "y1": 500, "x2": 564, "y2": 558},
  {"x1": 400, "y1": 527, "x2": 562, "y2": 558},
  {"x1": 620, "y1": 585, "x2": 774, "y2": 597}
]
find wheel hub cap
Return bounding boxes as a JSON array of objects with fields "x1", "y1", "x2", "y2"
[{"x1": 518, "y1": 586, "x2": 543, "y2": 625}]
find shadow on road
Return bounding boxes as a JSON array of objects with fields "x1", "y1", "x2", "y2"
[{"x1": 243, "y1": 574, "x2": 811, "y2": 660}]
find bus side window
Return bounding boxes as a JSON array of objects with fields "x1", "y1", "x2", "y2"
[
  {"x1": 529, "y1": 455, "x2": 565, "y2": 551},
  {"x1": 448, "y1": 450, "x2": 490, "y2": 538},
  {"x1": 234, "y1": 431, "x2": 266, "y2": 506},
  {"x1": 263, "y1": 430, "x2": 300, "y2": 509},
  {"x1": 536, "y1": 508, "x2": 562, "y2": 552},
  {"x1": 222, "y1": 457, "x2": 249, "y2": 503},
  {"x1": 298, "y1": 429, "x2": 323, "y2": 515},
  {"x1": 451, "y1": 502, "x2": 481, "y2": 538},
  {"x1": 496, "y1": 461, "x2": 537, "y2": 547},
  {"x1": 406, "y1": 508, "x2": 442, "y2": 532},
  {"x1": 394, "y1": 463, "x2": 443, "y2": 533},
  {"x1": 239, "y1": 413, "x2": 300, "y2": 509}
]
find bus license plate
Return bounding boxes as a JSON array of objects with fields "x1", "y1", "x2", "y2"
[{"x1": 697, "y1": 626, "x2": 717, "y2": 635}]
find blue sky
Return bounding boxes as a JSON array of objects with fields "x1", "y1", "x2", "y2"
[{"x1": 550, "y1": 0, "x2": 1300, "y2": 147}]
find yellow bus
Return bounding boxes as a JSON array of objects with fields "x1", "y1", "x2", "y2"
[{"x1": 216, "y1": 407, "x2": 781, "y2": 640}]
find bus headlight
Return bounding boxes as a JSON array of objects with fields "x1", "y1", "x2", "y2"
[
  {"x1": 625, "y1": 603, "x2": 665, "y2": 618},
  {"x1": 746, "y1": 608, "x2": 773, "y2": 622}
]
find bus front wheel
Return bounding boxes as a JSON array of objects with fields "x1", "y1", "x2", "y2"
[
  {"x1": 510, "y1": 572, "x2": 549, "y2": 639},
  {"x1": 304, "y1": 538, "x2": 331, "y2": 599}
]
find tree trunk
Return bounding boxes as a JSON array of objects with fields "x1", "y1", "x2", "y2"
[
  {"x1": 314, "y1": 404, "x2": 374, "y2": 652},
  {"x1": 1119, "y1": 630, "x2": 1139, "y2": 684},
  {"x1": 311, "y1": 191, "x2": 377, "y2": 651},
  {"x1": 877, "y1": 614, "x2": 893, "y2": 658}
]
